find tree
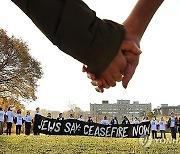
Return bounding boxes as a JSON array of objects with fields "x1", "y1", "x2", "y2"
[
  {"x1": 63, "y1": 102, "x2": 83, "y2": 119},
  {"x1": 0, "y1": 29, "x2": 43, "y2": 110},
  {"x1": 146, "y1": 111, "x2": 155, "y2": 120}
]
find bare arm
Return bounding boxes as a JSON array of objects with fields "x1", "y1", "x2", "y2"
[{"x1": 123, "y1": 0, "x2": 164, "y2": 45}]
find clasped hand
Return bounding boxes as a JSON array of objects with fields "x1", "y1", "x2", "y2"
[{"x1": 82, "y1": 40, "x2": 141, "y2": 93}]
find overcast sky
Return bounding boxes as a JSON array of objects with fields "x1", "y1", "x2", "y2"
[{"x1": 0, "y1": 0, "x2": 180, "y2": 112}]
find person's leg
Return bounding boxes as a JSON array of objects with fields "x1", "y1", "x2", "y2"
[
  {"x1": 170, "y1": 127, "x2": 173, "y2": 139},
  {"x1": 17, "y1": 125, "x2": 20, "y2": 135},
  {"x1": 33, "y1": 124, "x2": 37, "y2": 135},
  {"x1": 16, "y1": 125, "x2": 18, "y2": 135},
  {"x1": 0, "y1": 122, "x2": 3, "y2": 135},
  {"x1": 28, "y1": 123, "x2": 31, "y2": 135},
  {"x1": 155, "y1": 131, "x2": 157, "y2": 139},
  {"x1": 6, "y1": 122, "x2": 9, "y2": 135},
  {"x1": 152, "y1": 131, "x2": 154, "y2": 139},
  {"x1": 171, "y1": 127, "x2": 176, "y2": 139},
  {"x1": 19, "y1": 125, "x2": 21, "y2": 135},
  {"x1": 160, "y1": 130, "x2": 163, "y2": 138},
  {"x1": 163, "y1": 130, "x2": 166, "y2": 139},
  {"x1": 25, "y1": 122, "x2": 27, "y2": 135},
  {"x1": 9, "y1": 122, "x2": 12, "y2": 135}
]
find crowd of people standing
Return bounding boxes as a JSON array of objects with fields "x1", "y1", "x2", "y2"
[{"x1": 1, "y1": 106, "x2": 180, "y2": 140}]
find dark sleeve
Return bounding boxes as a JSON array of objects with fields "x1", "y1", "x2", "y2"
[{"x1": 11, "y1": 0, "x2": 125, "y2": 74}]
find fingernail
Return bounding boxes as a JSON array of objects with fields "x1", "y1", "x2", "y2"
[
  {"x1": 95, "y1": 88, "x2": 103, "y2": 93},
  {"x1": 87, "y1": 74, "x2": 91, "y2": 79}
]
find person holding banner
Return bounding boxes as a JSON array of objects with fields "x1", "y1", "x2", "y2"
[
  {"x1": 77, "y1": 115, "x2": 84, "y2": 121},
  {"x1": 132, "y1": 117, "x2": 139, "y2": 124},
  {"x1": 33, "y1": 107, "x2": 42, "y2": 135},
  {"x1": 142, "y1": 116, "x2": 149, "y2": 122},
  {"x1": 110, "y1": 116, "x2": 118, "y2": 125},
  {"x1": 150, "y1": 116, "x2": 159, "y2": 139},
  {"x1": 24, "y1": 111, "x2": 33, "y2": 135},
  {"x1": 122, "y1": 116, "x2": 130, "y2": 125},
  {"x1": 69, "y1": 114, "x2": 74, "y2": 119},
  {"x1": 5, "y1": 107, "x2": 14, "y2": 135},
  {"x1": 57, "y1": 113, "x2": 64, "y2": 121},
  {"x1": 47, "y1": 113, "x2": 52, "y2": 118},
  {"x1": 0, "y1": 106, "x2": 5, "y2": 135},
  {"x1": 87, "y1": 116, "x2": 93, "y2": 123},
  {"x1": 101, "y1": 116, "x2": 109, "y2": 125}
]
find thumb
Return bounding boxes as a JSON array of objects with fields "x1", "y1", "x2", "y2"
[{"x1": 121, "y1": 41, "x2": 142, "y2": 55}]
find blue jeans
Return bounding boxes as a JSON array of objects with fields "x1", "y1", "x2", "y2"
[{"x1": 170, "y1": 127, "x2": 176, "y2": 139}]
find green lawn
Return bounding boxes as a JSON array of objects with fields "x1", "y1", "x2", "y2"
[{"x1": 0, "y1": 134, "x2": 180, "y2": 153}]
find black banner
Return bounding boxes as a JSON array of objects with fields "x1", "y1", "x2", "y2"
[{"x1": 34, "y1": 115, "x2": 150, "y2": 138}]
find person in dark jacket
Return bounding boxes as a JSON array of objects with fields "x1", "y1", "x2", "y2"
[
  {"x1": 87, "y1": 116, "x2": 93, "y2": 123},
  {"x1": 11, "y1": 0, "x2": 145, "y2": 90},
  {"x1": 110, "y1": 116, "x2": 118, "y2": 125},
  {"x1": 122, "y1": 116, "x2": 130, "y2": 125},
  {"x1": 57, "y1": 113, "x2": 64, "y2": 121},
  {"x1": 167, "y1": 112, "x2": 178, "y2": 140}
]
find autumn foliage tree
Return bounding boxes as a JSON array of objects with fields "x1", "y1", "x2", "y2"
[{"x1": 0, "y1": 29, "x2": 43, "y2": 110}]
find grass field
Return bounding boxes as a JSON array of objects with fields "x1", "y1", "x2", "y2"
[{"x1": 0, "y1": 134, "x2": 180, "y2": 154}]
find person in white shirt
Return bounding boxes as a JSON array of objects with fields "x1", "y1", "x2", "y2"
[
  {"x1": 151, "y1": 117, "x2": 159, "y2": 139},
  {"x1": 101, "y1": 116, "x2": 109, "y2": 125},
  {"x1": 132, "y1": 117, "x2": 139, "y2": 124},
  {"x1": 24, "y1": 111, "x2": 33, "y2": 135},
  {"x1": 6, "y1": 107, "x2": 14, "y2": 135},
  {"x1": 15, "y1": 109, "x2": 23, "y2": 135},
  {"x1": 159, "y1": 117, "x2": 167, "y2": 139},
  {"x1": 0, "y1": 106, "x2": 5, "y2": 135},
  {"x1": 167, "y1": 112, "x2": 178, "y2": 140},
  {"x1": 77, "y1": 115, "x2": 84, "y2": 121},
  {"x1": 33, "y1": 107, "x2": 42, "y2": 135}
]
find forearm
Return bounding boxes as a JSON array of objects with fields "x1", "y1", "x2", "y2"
[
  {"x1": 11, "y1": 0, "x2": 125, "y2": 74},
  {"x1": 123, "y1": 0, "x2": 164, "y2": 41}
]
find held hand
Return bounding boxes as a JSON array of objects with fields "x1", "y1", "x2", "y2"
[
  {"x1": 83, "y1": 41, "x2": 141, "y2": 92},
  {"x1": 95, "y1": 48, "x2": 127, "y2": 89}
]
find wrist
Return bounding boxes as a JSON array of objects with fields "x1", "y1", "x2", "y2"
[{"x1": 122, "y1": 22, "x2": 141, "y2": 48}]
